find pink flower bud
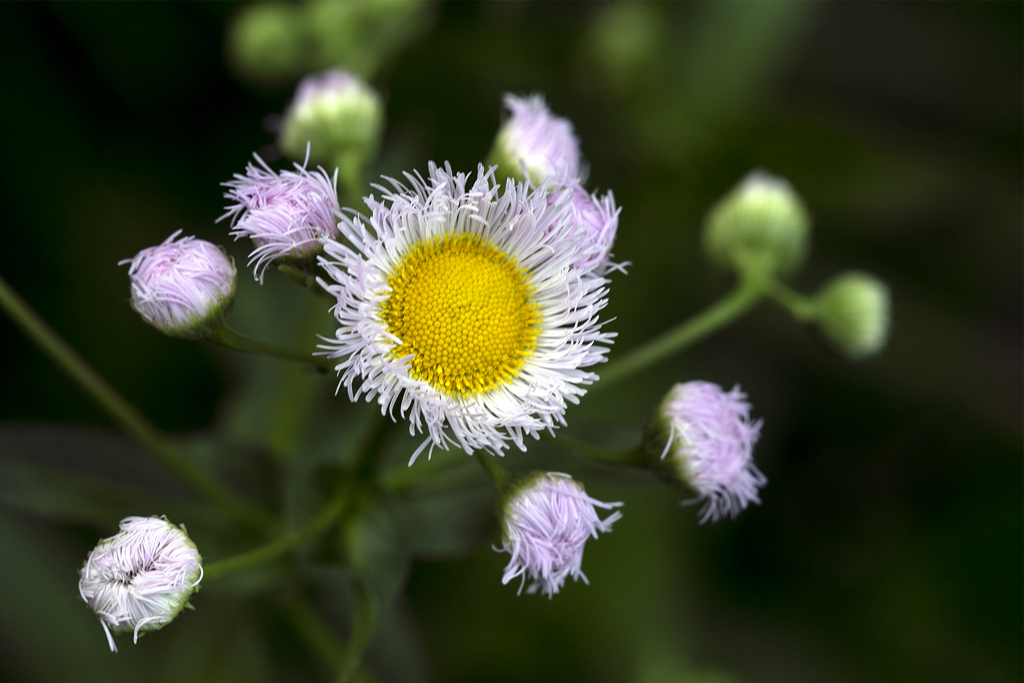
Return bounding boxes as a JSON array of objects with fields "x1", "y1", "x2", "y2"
[
  {"x1": 79, "y1": 516, "x2": 203, "y2": 652},
  {"x1": 551, "y1": 182, "x2": 623, "y2": 276},
  {"x1": 645, "y1": 381, "x2": 766, "y2": 523},
  {"x1": 489, "y1": 93, "x2": 581, "y2": 185},
  {"x1": 120, "y1": 230, "x2": 236, "y2": 339},
  {"x1": 221, "y1": 155, "x2": 340, "y2": 282},
  {"x1": 498, "y1": 472, "x2": 622, "y2": 597}
]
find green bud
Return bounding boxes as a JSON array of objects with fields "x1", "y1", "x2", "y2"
[
  {"x1": 279, "y1": 69, "x2": 384, "y2": 192},
  {"x1": 586, "y1": 2, "x2": 665, "y2": 93},
  {"x1": 227, "y1": 3, "x2": 307, "y2": 82},
  {"x1": 814, "y1": 271, "x2": 891, "y2": 359},
  {"x1": 702, "y1": 170, "x2": 811, "y2": 277}
]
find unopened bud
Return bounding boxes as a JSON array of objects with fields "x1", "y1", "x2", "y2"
[
  {"x1": 279, "y1": 69, "x2": 384, "y2": 189},
  {"x1": 488, "y1": 93, "x2": 581, "y2": 186},
  {"x1": 814, "y1": 271, "x2": 891, "y2": 359},
  {"x1": 79, "y1": 516, "x2": 202, "y2": 652},
  {"x1": 498, "y1": 472, "x2": 622, "y2": 597},
  {"x1": 551, "y1": 182, "x2": 622, "y2": 276},
  {"x1": 220, "y1": 154, "x2": 340, "y2": 282},
  {"x1": 643, "y1": 381, "x2": 766, "y2": 523},
  {"x1": 120, "y1": 231, "x2": 236, "y2": 340},
  {"x1": 702, "y1": 170, "x2": 811, "y2": 277},
  {"x1": 227, "y1": 3, "x2": 306, "y2": 82}
]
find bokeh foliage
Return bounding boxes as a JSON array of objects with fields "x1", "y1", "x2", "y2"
[{"x1": 0, "y1": 2, "x2": 1020, "y2": 683}]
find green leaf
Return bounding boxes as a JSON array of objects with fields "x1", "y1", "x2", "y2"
[{"x1": 0, "y1": 422, "x2": 208, "y2": 526}]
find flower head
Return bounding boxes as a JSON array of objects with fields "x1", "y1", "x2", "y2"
[
  {"x1": 120, "y1": 230, "x2": 236, "y2": 339},
  {"x1": 703, "y1": 170, "x2": 811, "y2": 277},
  {"x1": 498, "y1": 472, "x2": 622, "y2": 597},
  {"x1": 279, "y1": 69, "x2": 384, "y2": 185},
  {"x1": 644, "y1": 381, "x2": 766, "y2": 523},
  {"x1": 221, "y1": 154, "x2": 340, "y2": 282},
  {"x1": 814, "y1": 271, "x2": 891, "y2": 360},
  {"x1": 561, "y1": 183, "x2": 623, "y2": 276},
  {"x1": 488, "y1": 93, "x2": 581, "y2": 185},
  {"x1": 79, "y1": 516, "x2": 203, "y2": 652},
  {"x1": 318, "y1": 163, "x2": 614, "y2": 459}
]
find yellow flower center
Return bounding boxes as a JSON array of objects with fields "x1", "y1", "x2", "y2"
[{"x1": 380, "y1": 232, "x2": 541, "y2": 397}]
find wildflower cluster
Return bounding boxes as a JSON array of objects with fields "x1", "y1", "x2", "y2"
[{"x1": 38, "y1": 67, "x2": 890, "y2": 667}]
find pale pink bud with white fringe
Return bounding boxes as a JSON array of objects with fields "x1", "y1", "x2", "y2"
[
  {"x1": 221, "y1": 155, "x2": 340, "y2": 282},
  {"x1": 488, "y1": 93, "x2": 581, "y2": 185},
  {"x1": 79, "y1": 516, "x2": 203, "y2": 652},
  {"x1": 644, "y1": 381, "x2": 766, "y2": 523},
  {"x1": 498, "y1": 472, "x2": 622, "y2": 597},
  {"x1": 120, "y1": 230, "x2": 236, "y2": 339},
  {"x1": 556, "y1": 182, "x2": 623, "y2": 276}
]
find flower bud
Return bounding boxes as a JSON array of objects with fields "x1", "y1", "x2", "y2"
[
  {"x1": 702, "y1": 170, "x2": 811, "y2": 277},
  {"x1": 279, "y1": 69, "x2": 384, "y2": 189},
  {"x1": 497, "y1": 472, "x2": 622, "y2": 597},
  {"x1": 220, "y1": 154, "x2": 340, "y2": 282},
  {"x1": 488, "y1": 93, "x2": 581, "y2": 186},
  {"x1": 79, "y1": 516, "x2": 203, "y2": 652},
  {"x1": 120, "y1": 231, "x2": 236, "y2": 340},
  {"x1": 813, "y1": 271, "x2": 891, "y2": 359},
  {"x1": 643, "y1": 381, "x2": 766, "y2": 523},
  {"x1": 227, "y1": 2, "x2": 305, "y2": 82},
  {"x1": 552, "y1": 182, "x2": 623, "y2": 276}
]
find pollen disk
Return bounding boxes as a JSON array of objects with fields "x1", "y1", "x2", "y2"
[{"x1": 381, "y1": 232, "x2": 541, "y2": 397}]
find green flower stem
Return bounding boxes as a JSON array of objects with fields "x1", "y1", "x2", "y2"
[
  {"x1": 283, "y1": 595, "x2": 345, "y2": 671},
  {"x1": 549, "y1": 434, "x2": 646, "y2": 467},
  {"x1": 766, "y1": 279, "x2": 817, "y2": 322},
  {"x1": 0, "y1": 274, "x2": 256, "y2": 520},
  {"x1": 282, "y1": 596, "x2": 382, "y2": 683},
  {"x1": 336, "y1": 577, "x2": 378, "y2": 683},
  {"x1": 474, "y1": 451, "x2": 510, "y2": 489},
  {"x1": 211, "y1": 326, "x2": 333, "y2": 372},
  {"x1": 353, "y1": 412, "x2": 394, "y2": 484},
  {"x1": 382, "y1": 452, "x2": 480, "y2": 493},
  {"x1": 595, "y1": 271, "x2": 768, "y2": 391},
  {"x1": 205, "y1": 412, "x2": 392, "y2": 580},
  {"x1": 205, "y1": 477, "x2": 355, "y2": 580}
]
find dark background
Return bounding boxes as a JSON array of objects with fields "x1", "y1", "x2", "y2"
[{"x1": 0, "y1": 2, "x2": 1020, "y2": 682}]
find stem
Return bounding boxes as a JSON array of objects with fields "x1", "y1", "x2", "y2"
[
  {"x1": 283, "y1": 595, "x2": 381, "y2": 683},
  {"x1": 766, "y1": 279, "x2": 817, "y2": 322},
  {"x1": 204, "y1": 414, "x2": 391, "y2": 580},
  {"x1": 549, "y1": 434, "x2": 646, "y2": 467},
  {"x1": 212, "y1": 326, "x2": 332, "y2": 372},
  {"x1": 205, "y1": 477, "x2": 355, "y2": 580},
  {"x1": 283, "y1": 595, "x2": 344, "y2": 671},
  {"x1": 0, "y1": 274, "x2": 254, "y2": 519},
  {"x1": 336, "y1": 578, "x2": 378, "y2": 683},
  {"x1": 353, "y1": 412, "x2": 393, "y2": 484},
  {"x1": 474, "y1": 451, "x2": 510, "y2": 489},
  {"x1": 596, "y1": 272, "x2": 767, "y2": 391}
]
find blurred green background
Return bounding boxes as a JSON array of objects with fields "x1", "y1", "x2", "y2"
[{"x1": 0, "y1": 2, "x2": 1020, "y2": 682}]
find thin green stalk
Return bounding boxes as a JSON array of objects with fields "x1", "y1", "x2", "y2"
[
  {"x1": 283, "y1": 594, "x2": 381, "y2": 683},
  {"x1": 595, "y1": 273, "x2": 767, "y2": 391},
  {"x1": 212, "y1": 326, "x2": 332, "y2": 372},
  {"x1": 0, "y1": 274, "x2": 254, "y2": 519},
  {"x1": 352, "y1": 411, "x2": 394, "y2": 484},
  {"x1": 549, "y1": 433, "x2": 646, "y2": 467},
  {"x1": 204, "y1": 413, "x2": 392, "y2": 580},
  {"x1": 382, "y1": 453, "x2": 481, "y2": 493},
  {"x1": 283, "y1": 595, "x2": 345, "y2": 671},
  {"x1": 205, "y1": 477, "x2": 355, "y2": 580},
  {"x1": 474, "y1": 451, "x2": 510, "y2": 489},
  {"x1": 336, "y1": 578, "x2": 378, "y2": 683},
  {"x1": 766, "y1": 279, "x2": 817, "y2": 322}
]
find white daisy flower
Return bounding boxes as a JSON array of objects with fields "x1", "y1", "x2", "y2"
[{"x1": 318, "y1": 163, "x2": 614, "y2": 460}]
